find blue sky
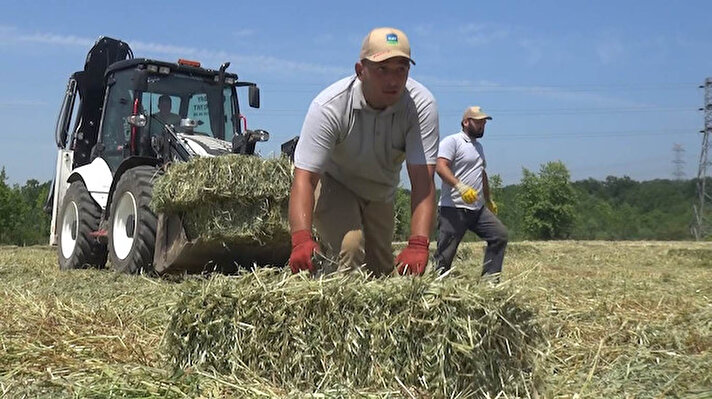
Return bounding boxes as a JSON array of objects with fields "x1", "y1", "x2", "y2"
[{"x1": 1, "y1": 0, "x2": 710, "y2": 186}]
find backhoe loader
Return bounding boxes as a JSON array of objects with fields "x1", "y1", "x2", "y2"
[{"x1": 47, "y1": 37, "x2": 290, "y2": 274}]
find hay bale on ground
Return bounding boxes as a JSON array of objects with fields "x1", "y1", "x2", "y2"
[
  {"x1": 163, "y1": 270, "x2": 545, "y2": 397},
  {"x1": 151, "y1": 155, "x2": 292, "y2": 246}
]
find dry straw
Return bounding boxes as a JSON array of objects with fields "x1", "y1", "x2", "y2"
[
  {"x1": 3, "y1": 242, "x2": 712, "y2": 397},
  {"x1": 163, "y1": 269, "x2": 544, "y2": 397}
]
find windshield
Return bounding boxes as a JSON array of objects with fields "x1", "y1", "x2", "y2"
[{"x1": 142, "y1": 74, "x2": 235, "y2": 141}]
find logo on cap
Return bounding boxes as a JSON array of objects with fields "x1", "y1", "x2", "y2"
[{"x1": 386, "y1": 33, "x2": 398, "y2": 45}]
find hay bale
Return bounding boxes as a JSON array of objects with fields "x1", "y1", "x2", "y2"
[
  {"x1": 151, "y1": 155, "x2": 292, "y2": 246},
  {"x1": 163, "y1": 270, "x2": 544, "y2": 397},
  {"x1": 182, "y1": 199, "x2": 289, "y2": 244},
  {"x1": 152, "y1": 155, "x2": 292, "y2": 212}
]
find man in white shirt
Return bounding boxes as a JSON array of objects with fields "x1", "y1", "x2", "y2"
[
  {"x1": 288, "y1": 27, "x2": 439, "y2": 277},
  {"x1": 434, "y1": 106, "x2": 508, "y2": 281}
]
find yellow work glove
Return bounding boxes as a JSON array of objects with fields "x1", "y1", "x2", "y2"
[
  {"x1": 455, "y1": 182, "x2": 478, "y2": 204},
  {"x1": 487, "y1": 199, "x2": 498, "y2": 214}
]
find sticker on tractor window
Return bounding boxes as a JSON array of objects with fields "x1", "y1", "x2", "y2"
[
  {"x1": 386, "y1": 33, "x2": 398, "y2": 45},
  {"x1": 192, "y1": 94, "x2": 209, "y2": 118}
]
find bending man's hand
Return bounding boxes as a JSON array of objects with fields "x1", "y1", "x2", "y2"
[
  {"x1": 395, "y1": 235, "x2": 430, "y2": 276},
  {"x1": 289, "y1": 230, "x2": 320, "y2": 273},
  {"x1": 455, "y1": 182, "x2": 478, "y2": 204}
]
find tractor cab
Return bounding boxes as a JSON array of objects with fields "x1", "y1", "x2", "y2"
[
  {"x1": 54, "y1": 37, "x2": 266, "y2": 175},
  {"x1": 98, "y1": 57, "x2": 266, "y2": 171}
]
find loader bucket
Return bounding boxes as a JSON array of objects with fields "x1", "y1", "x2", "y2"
[{"x1": 153, "y1": 213, "x2": 290, "y2": 275}]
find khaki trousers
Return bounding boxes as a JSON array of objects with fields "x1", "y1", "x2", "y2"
[{"x1": 313, "y1": 174, "x2": 395, "y2": 277}]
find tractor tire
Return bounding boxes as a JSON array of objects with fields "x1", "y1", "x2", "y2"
[
  {"x1": 108, "y1": 166, "x2": 159, "y2": 274},
  {"x1": 57, "y1": 181, "x2": 108, "y2": 270}
]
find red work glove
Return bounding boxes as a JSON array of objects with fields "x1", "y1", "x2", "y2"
[
  {"x1": 289, "y1": 230, "x2": 320, "y2": 274},
  {"x1": 395, "y1": 235, "x2": 430, "y2": 276}
]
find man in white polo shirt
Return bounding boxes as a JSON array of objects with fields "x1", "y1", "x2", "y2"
[
  {"x1": 434, "y1": 106, "x2": 508, "y2": 281},
  {"x1": 288, "y1": 27, "x2": 439, "y2": 277}
]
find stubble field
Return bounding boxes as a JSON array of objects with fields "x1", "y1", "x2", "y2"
[{"x1": 0, "y1": 241, "x2": 710, "y2": 398}]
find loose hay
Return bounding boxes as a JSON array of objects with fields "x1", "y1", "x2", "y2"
[
  {"x1": 667, "y1": 248, "x2": 712, "y2": 268},
  {"x1": 163, "y1": 269, "x2": 544, "y2": 397},
  {"x1": 4, "y1": 242, "x2": 712, "y2": 397}
]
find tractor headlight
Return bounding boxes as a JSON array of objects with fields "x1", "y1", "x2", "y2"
[
  {"x1": 250, "y1": 129, "x2": 269, "y2": 142},
  {"x1": 126, "y1": 114, "x2": 147, "y2": 127}
]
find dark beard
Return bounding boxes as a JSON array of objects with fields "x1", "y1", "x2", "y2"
[{"x1": 466, "y1": 125, "x2": 484, "y2": 138}]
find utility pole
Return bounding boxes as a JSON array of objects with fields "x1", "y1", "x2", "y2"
[
  {"x1": 692, "y1": 77, "x2": 712, "y2": 240},
  {"x1": 672, "y1": 144, "x2": 685, "y2": 180}
]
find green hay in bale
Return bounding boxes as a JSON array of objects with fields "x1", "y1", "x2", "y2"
[
  {"x1": 150, "y1": 155, "x2": 293, "y2": 252},
  {"x1": 182, "y1": 199, "x2": 290, "y2": 244},
  {"x1": 152, "y1": 155, "x2": 293, "y2": 213},
  {"x1": 163, "y1": 270, "x2": 545, "y2": 397}
]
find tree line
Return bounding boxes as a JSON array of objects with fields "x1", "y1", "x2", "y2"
[
  {"x1": 0, "y1": 162, "x2": 707, "y2": 246},
  {"x1": 395, "y1": 161, "x2": 706, "y2": 242},
  {"x1": 0, "y1": 168, "x2": 51, "y2": 245}
]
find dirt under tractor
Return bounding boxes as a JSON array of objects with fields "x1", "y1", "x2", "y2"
[{"x1": 47, "y1": 37, "x2": 292, "y2": 275}]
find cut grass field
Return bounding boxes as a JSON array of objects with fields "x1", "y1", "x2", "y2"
[{"x1": 1, "y1": 241, "x2": 711, "y2": 398}]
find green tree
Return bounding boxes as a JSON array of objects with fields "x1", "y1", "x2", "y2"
[
  {"x1": 0, "y1": 167, "x2": 12, "y2": 242},
  {"x1": 571, "y1": 192, "x2": 616, "y2": 240},
  {"x1": 571, "y1": 177, "x2": 698, "y2": 240},
  {"x1": 0, "y1": 168, "x2": 27, "y2": 244},
  {"x1": 518, "y1": 161, "x2": 576, "y2": 240},
  {"x1": 17, "y1": 179, "x2": 51, "y2": 245},
  {"x1": 0, "y1": 168, "x2": 52, "y2": 245},
  {"x1": 488, "y1": 173, "x2": 503, "y2": 210},
  {"x1": 393, "y1": 187, "x2": 411, "y2": 241}
]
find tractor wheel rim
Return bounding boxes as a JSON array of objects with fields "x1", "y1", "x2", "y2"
[
  {"x1": 60, "y1": 201, "x2": 79, "y2": 258},
  {"x1": 113, "y1": 191, "x2": 137, "y2": 260}
]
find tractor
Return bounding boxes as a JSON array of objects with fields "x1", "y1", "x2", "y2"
[{"x1": 47, "y1": 36, "x2": 290, "y2": 275}]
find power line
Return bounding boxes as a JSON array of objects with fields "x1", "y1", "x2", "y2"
[
  {"x1": 567, "y1": 155, "x2": 669, "y2": 174},
  {"x1": 256, "y1": 81, "x2": 699, "y2": 91},
  {"x1": 247, "y1": 106, "x2": 700, "y2": 117},
  {"x1": 485, "y1": 128, "x2": 697, "y2": 140},
  {"x1": 257, "y1": 128, "x2": 699, "y2": 143},
  {"x1": 439, "y1": 107, "x2": 699, "y2": 116},
  {"x1": 443, "y1": 84, "x2": 696, "y2": 90},
  {"x1": 428, "y1": 86, "x2": 698, "y2": 94}
]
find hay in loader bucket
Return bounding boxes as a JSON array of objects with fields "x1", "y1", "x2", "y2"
[
  {"x1": 163, "y1": 270, "x2": 545, "y2": 397},
  {"x1": 151, "y1": 155, "x2": 293, "y2": 273}
]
